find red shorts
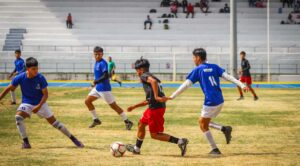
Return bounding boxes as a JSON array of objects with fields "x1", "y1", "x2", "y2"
[
  {"x1": 140, "y1": 107, "x2": 165, "y2": 133},
  {"x1": 240, "y1": 76, "x2": 252, "y2": 85}
]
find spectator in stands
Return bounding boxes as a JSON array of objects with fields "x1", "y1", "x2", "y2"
[
  {"x1": 255, "y1": 0, "x2": 266, "y2": 8},
  {"x1": 144, "y1": 15, "x2": 153, "y2": 30},
  {"x1": 200, "y1": 0, "x2": 209, "y2": 13},
  {"x1": 294, "y1": 0, "x2": 300, "y2": 12},
  {"x1": 282, "y1": 0, "x2": 293, "y2": 8},
  {"x1": 248, "y1": 0, "x2": 256, "y2": 7},
  {"x1": 186, "y1": 3, "x2": 194, "y2": 18},
  {"x1": 66, "y1": 13, "x2": 73, "y2": 29},
  {"x1": 288, "y1": 12, "x2": 296, "y2": 23},
  {"x1": 171, "y1": 3, "x2": 178, "y2": 18},
  {"x1": 223, "y1": 3, "x2": 230, "y2": 13},
  {"x1": 161, "y1": 0, "x2": 171, "y2": 7},
  {"x1": 182, "y1": 0, "x2": 188, "y2": 13},
  {"x1": 173, "y1": 0, "x2": 179, "y2": 7}
]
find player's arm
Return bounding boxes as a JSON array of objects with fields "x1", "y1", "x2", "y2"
[
  {"x1": 32, "y1": 88, "x2": 48, "y2": 113},
  {"x1": 127, "y1": 100, "x2": 148, "y2": 112},
  {"x1": 93, "y1": 72, "x2": 109, "y2": 85},
  {"x1": 221, "y1": 73, "x2": 248, "y2": 92},
  {"x1": 8, "y1": 68, "x2": 17, "y2": 79},
  {"x1": 147, "y1": 76, "x2": 170, "y2": 103},
  {"x1": 0, "y1": 84, "x2": 16, "y2": 101},
  {"x1": 169, "y1": 79, "x2": 193, "y2": 99}
]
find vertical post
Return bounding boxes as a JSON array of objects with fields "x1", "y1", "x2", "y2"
[
  {"x1": 267, "y1": 0, "x2": 271, "y2": 82},
  {"x1": 172, "y1": 53, "x2": 176, "y2": 82},
  {"x1": 230, "y1": 0, "x2": 238, "y2": 78}
]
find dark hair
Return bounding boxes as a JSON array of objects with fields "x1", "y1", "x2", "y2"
[
  {"x1": 26, "y1": 57, "x2": 38, "y2": 68},
  {"x1": 93, "y1": 46, "x2": 104, "y2": 53},
  {"x1": 15, "y1": 49, "x2": 21, "y2": 54},
  {"x1": 240, "y1": 51, "x2": 246, "y2": 56},
  {"x1": 135, "y1": 57, "x2": 150, "y2": 70},
  {"x1": 193, "y1": 48, "x2": 207, "y2": 61}
]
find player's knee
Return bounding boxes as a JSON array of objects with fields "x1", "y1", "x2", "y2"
[
  {"x1": 15, "y1": 115, "x2": 24, "y2": 126},
  {"x1": 150, "y1": 133, "x2": 158, "y2": 139},
  {"x1": 85, "y1": 99, "x2": 91, "y2": 106}
]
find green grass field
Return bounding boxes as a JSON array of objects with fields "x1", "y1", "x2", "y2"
[{"x1": 0, "y1": 87, "x2": 299, "y2": 166}]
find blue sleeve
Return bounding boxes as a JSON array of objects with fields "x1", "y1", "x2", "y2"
[
  {"x1": 11, "y1": 75, "x2": 21, "y2": 87},
  {"x1": 40, "y1": 75, "x2": 48, "y2": 89},
  {"x1": 20, "y1": 60, "x2": 26, "y2": 72},
  {"x1": 101, "y1": 62, "x2": 108, "y2": 73},
  {"x1": 186, "y1": 68, "x2": 199, "y2": 84},
  {"x1": 216, "y1": 65, "x2": 225, "y2": 77}
]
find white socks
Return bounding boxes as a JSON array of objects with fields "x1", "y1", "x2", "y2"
[
  {"x1": 209, "y1": 122, "x2": 223, "y2": 131},
  {"x1": 204, "y1": 130, "x2": 217, "y2": 150},
  {"x1": 15, "y1": 115, "x2": 27, "y2": 139},
  {"x1": 52, "y1": 121, "x2": 72, "y2": 138},
  {"x1": 11, "y1": 91, "x2": 16, "y2": 103},
  {"x1": 120, "y1": 112, "x2": 128, "y2": 121},
  {"x1": 90, "y1": 109, "x2": 98, "y2": 120}
]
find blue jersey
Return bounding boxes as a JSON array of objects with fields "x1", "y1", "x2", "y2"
[
  {"x1": 12, "y1": 72, "x2": 48, "y2": 105},
  {"x1": 14, "y1": 58, "x2": 26, "y2": 74},
  {"x1": 187, "y1": 63, "x2": 225, "y2": 106},
  {"x1": 94, "y1": 59, "x2": 111, "y2": 92}
]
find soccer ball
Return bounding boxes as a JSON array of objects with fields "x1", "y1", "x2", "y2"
[{"x1": 110, "y1": 142, "x2": 126, "y2": 157}]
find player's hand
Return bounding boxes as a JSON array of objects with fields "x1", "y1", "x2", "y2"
[
  {"x1": 91, "y1": 82, "x2": 96, "y2": 88},
  {"x1": 127, "y1": 106, "x2": 135, "y2": 112},
  {"x1": 243, "y1": 86, "x2": 249, "y2": 93},
  {"x1": 32, "y1": 105, "x2": 41, "y2": 113},
  {"x1": 8, "y1": 74, "x2": 13, "y2": 79},
  {"x1": 155, "y1": 96, "x2": 171, "y2": 103}
]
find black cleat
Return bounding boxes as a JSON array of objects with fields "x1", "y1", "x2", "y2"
[
  {"x1": 126, "y1": 144, "x2": 140, "y2": 155},
  {"x1": 89, "y1": 119, "x2": 101, "y2": 128},
  {"x1": 119, "y1": 82, "x2": 122, "y2": 87},
  {"x1": 209, "y1": 148, "x2": 221, "y2": 155},
  {"x1": 254, "y1": 96, "x2": 259, "y2": 101},
  {"x1": 222, "y1": 126, "x2": 232, "y2": 144},
  {"x1": 22, "y1": 142, "x2": 31, "y2": 149},
  {"x1": 11, "y1": 102, "x2": 16, "y2": 105},
  {"x1": 70, "y1": 135, "x2": 84, "y2": 148},
  {"x1": 178, "y1": 138, "x2": 189, "y2": 156},
  {"x1": 236, "y1": 96, "x2": 244, "y2": 101},
  {"x1": 125, "y1": 120, "x2": 133, "y2": 130}
]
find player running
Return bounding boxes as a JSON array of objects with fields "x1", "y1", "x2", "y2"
[
  {"x1": 237, "y1": 51, "x2": 259, "y2": 101},
  {"x1": 108, "y1": 56, "x2": 122, "y2": 87},
  {"x1": 0, "y1": 57, "x2": 84, "y2": 149},
  {"x1": 125, "y1": 57, "x2": 188, "y2": 156},
  {"x1": 84, "y1": 46, "x2": 133, "y2": 130},
  {"x1": 8, "y1": 49, "x2": 26, "y2": 105},
  {"x1": 169, "y1": 48, "x2": 248, "y2": 155}
]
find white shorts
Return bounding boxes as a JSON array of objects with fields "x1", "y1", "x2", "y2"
[
  {"x1": 201, "y1": 103, "x2": 224, "y2": 118},
  {"x1": 88, "y1": 88, "x2": 115, "y2": 104},
  {"x1": 17, "y1": 103, "x2": 53, "y2": 119}
]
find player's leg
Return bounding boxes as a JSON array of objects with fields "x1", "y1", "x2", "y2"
[
  {"x1": 15, "y1": 111, "x2": 31, "y2": 149},
  {"x1": 109, "y1": 101, "x2": 133, "y2": 130},
  {"x1": 85, "y1": 89, "x2": 101, "y2": 128},
  {"x1": 126, "y1": 122, "x2": 147, "y2": 154},
  {"x1": 236, "y1": 86, "x2": 244, "y2": 100},
  {"x1": 209, "y1": 121, "x2": 232, "y2": 144},
  {"x1": 10, "y1": 89, "x2": 17, "y2": 105},
  {"x1": 46, "y1": 115, "x2": 84, "y2": 148},
  {"x1": 199, "y1": 117, "x2": 221, "y2": 155},
  {"x1": 248, "y1": 84, "x2": 258, "y2": 100}
]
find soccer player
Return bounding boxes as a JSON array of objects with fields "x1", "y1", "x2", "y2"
[
  {"x1": 84, "y1": 46, "x2": 133, "y2": 130},
  {"x1": 237, "y1": 51, "x2": 259, "y2": 101},
  {"x1": 125, "y1": 57, "x2": 188, "y2": 156},
  {"x1": 8, "y1": 49, "x2": 26, "y2": 105},
  {"x1": 0, "y1": 57, "x2": 84, "y2": 149},
  {"x1": 108, "y1": 56, "x2": 122, "y2": 87},
  {"x1": 169, "y1": 48, "x2": 249, "y2": 155}
]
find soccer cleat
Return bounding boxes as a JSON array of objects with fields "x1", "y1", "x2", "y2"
[
  {"x1": 125, "y1": 144, "x2": 140, "y2": 155},
  {"x1": 254, "y1": 96, "x2": 259, "y2": 101},
  {"x1": 236, "y1": 96, "x2": 244, "y2": 101},
  {"x1": 178, "y1": 138, "x2": 189, "y2": 156},
  {"x1": 125, "y1": 120, "x2": 133, "y2": 130},
  {"x1": 70, "y1": 136, "x2": 84, "y2": 148},
  {"x1": 21, "y1": 142, "x2": 31, "y2": 149},
  {"x1": 119, "y1": 82, "x2": 122, "y2": 87},
  {"x1": 89, "y1": 119, "x2": 101, "y2": 128},
  {"x1": 222, "y1": 126, "x2": 232, "y2": 144},
  {"x1": 11, "y1": 102, "x2": 16, "y2": 105},
  {"x1": 209, "y1": 148, "x2": 221, "y2": 155}
]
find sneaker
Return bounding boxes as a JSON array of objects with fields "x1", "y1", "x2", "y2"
[
  {"x1": 11, "y1": 101, "x2": 16, "y2": 105},
  {"x1": 119, "y1": 82, "x2": 122, "y2": 87},
  {"x1": 125, "y1": 120, "x2": 133, "y2": 130},
  {"x1": 222, "y1": 126, "x2": 232, "y2": 144},
  {"x1": 22, "y1": 142, "x2": 31, "y2": 149},
  {"x1": 70, "y1": 136, "x2": 84, "y2": 148},
  {"x1": 178, "y1": 138, "x2": 189, "y2": 156},
  {"x1": 89, "y1": 119, "x2": 101, "y2": 128},
  {"x1": 254, "y1": 96, "x2": 259, "y2": 101},
  {"x1": 126, "y1": 144, "x2": 140, "y2": 155},
  {"x1": 236, "y1": 96, "x2": 244, "y2": 101},
  {"x1": 209, "y1": 148, "x2": 221, "y2": 155}
]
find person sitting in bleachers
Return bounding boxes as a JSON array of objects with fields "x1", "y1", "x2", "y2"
[
  {"x1": 66, "y1": 13, "x2": 73, "y2": 29},
  {"x1": 200, "y1": 0, "x2": 210, "y2": 13},
  {"x1": 186, "y1": 3, "x2": 194, "y2": 18},
  {"x1": 255, "y1": 0, "x2": 266, "y2": 8},
  {"x1": 171, "y1": 3, "x2": 178, "y2": 18},
  {"x1": 144, "y1": 15, "x2": 153, "y2": 30},
  {"x1": 161, "y1": 0, "x2": 171, "y2": 7},
  {"x1": 220, "y1": 3, "x2": 230, "y2": 13},
  {"x1": 182, "y1": 0, "x2": 188, "y2": 13},
  {"x1": 249, "y1": 0, "x2": 256, "y2": 7}
]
